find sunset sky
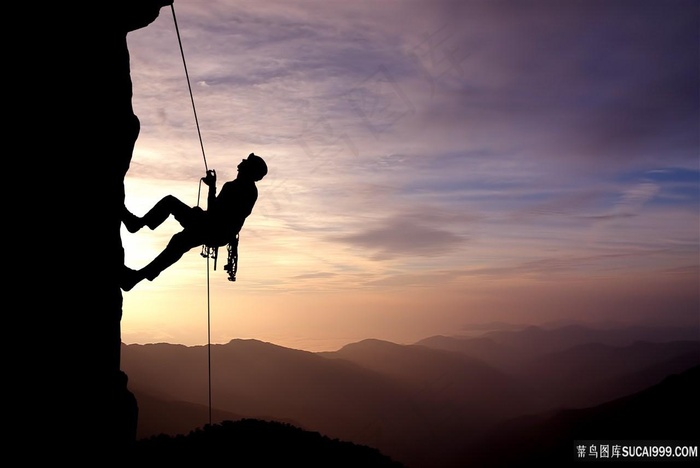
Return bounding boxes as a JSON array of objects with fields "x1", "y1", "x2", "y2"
[{"x1": 120, "y1": 0, "x2": 699, "y2": 352}]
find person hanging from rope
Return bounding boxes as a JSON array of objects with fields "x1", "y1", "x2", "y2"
[{"x1": 121, "y1": 153, "x2": 268, "y2": 291}]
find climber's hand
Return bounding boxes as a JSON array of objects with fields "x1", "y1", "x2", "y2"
[{"x1": 202, "y1": 169, "x2": 217, "y2": 187}]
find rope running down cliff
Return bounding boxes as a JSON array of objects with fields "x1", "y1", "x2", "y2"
[{"x1": 171, "y1": 3, "x2": 214, "y2": 426}]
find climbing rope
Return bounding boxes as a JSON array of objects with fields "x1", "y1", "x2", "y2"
[
  {"x1": 171, "y1": 4, "x2": 208, "y2": 173},
  {"x1": 171, "y1": 3, "x2": 213, "y2": 426}
]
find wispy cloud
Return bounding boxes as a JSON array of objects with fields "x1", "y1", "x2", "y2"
[{"x1": 332, "y1": 213, "x2": 469, "y2": 260}]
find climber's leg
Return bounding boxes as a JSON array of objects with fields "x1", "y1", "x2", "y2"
[
  {"x1": 140, "y1": 230, "x2": 202, "y2": 281},
  {"x1": 122, "y1": 206, "x2": 145, "y2": 233},
  {"x1": 121, "y1": 230, "x2": 201, "y2": 291}
]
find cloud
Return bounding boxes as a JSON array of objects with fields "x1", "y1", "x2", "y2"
[
  {"x1": 402, "y1": 0, "x2": 699, "y2": 171},
  {"x1": 332, "y1": 213, "x2": 468, "y2": 260},
  {"x1": 610, "y1": 182, "x2": 661, "y2": 216},
  {"x1": 292, "y1": 271, "x2": 338, "y2": 280}
]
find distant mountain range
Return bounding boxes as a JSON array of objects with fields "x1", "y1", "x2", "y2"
[
  {"x1": 462, "y1": 364, "x2": 699, "y2": 467},
  {"x1": 121, "y1": 324, "x2": 699, "y2": 468}
]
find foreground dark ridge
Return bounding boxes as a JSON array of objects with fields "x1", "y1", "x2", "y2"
[{"x1": 130, "y1": 418, "x2": 405, "y2": 467}]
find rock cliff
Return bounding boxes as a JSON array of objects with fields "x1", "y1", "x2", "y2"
[{"x1": 16, "y1": 1, "x2": 172, "y2": 461}]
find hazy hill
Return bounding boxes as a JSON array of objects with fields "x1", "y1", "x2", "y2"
[
  {"x1": 122, "y1": 339, "x2": 469, "y2": 467},
  {"x1": 518, "y1": 340, "x2": 699, "y2": 408},
  {"x1": 417, "y1": 324, "x2": 699, "y2": 370},
  {"x1": 321, "y1": 339, "x2": 536, "y2": 421},
  {"x1": 460, "y1": 365, "x2": 700, "y2": 467},
  {"x1": 416, "y1": 325, "x2": 699, "y2": 411},
  {"x1": 131, "y1": 388, "x2": 244, "y2": 439},
  {"x1": 122, "y1": 325, "x2": 699, "y2": 468}
]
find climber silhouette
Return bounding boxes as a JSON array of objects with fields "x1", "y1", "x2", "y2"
[{"x1": 121, "y1": 153, "x2": 268, "y2": 291}]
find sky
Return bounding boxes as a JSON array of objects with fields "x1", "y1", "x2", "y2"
[{"x1": 120, "y1": 0, "x2": 699, "y2": 352}]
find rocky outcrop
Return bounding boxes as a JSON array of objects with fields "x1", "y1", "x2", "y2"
[{"x1": 16, "y1": 1, "x2": 172, "y2": 461}]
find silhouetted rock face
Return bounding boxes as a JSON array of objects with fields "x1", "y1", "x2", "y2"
[{"x1": 23, "y1": 1, "x2": 170, "y2": 461}]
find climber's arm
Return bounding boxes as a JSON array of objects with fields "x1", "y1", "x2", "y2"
[{"x1": 203, "y1": 170, "x2": 217, "y2": 210}]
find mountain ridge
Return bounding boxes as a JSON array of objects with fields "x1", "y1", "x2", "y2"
[
  {"x1": 122, "y1": 324, "x2": 699, "y2": 468},
  {"x1": 461, "y1": 364, "x2": 700, "y2": 467}
]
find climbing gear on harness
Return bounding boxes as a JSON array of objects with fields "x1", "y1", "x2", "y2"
[
  {"x1": 199, "y1": 234, "x2": 239, "y2": 282},
  {"x1": 224, "y1": 235, "x2": 239, "y2": 282}
]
